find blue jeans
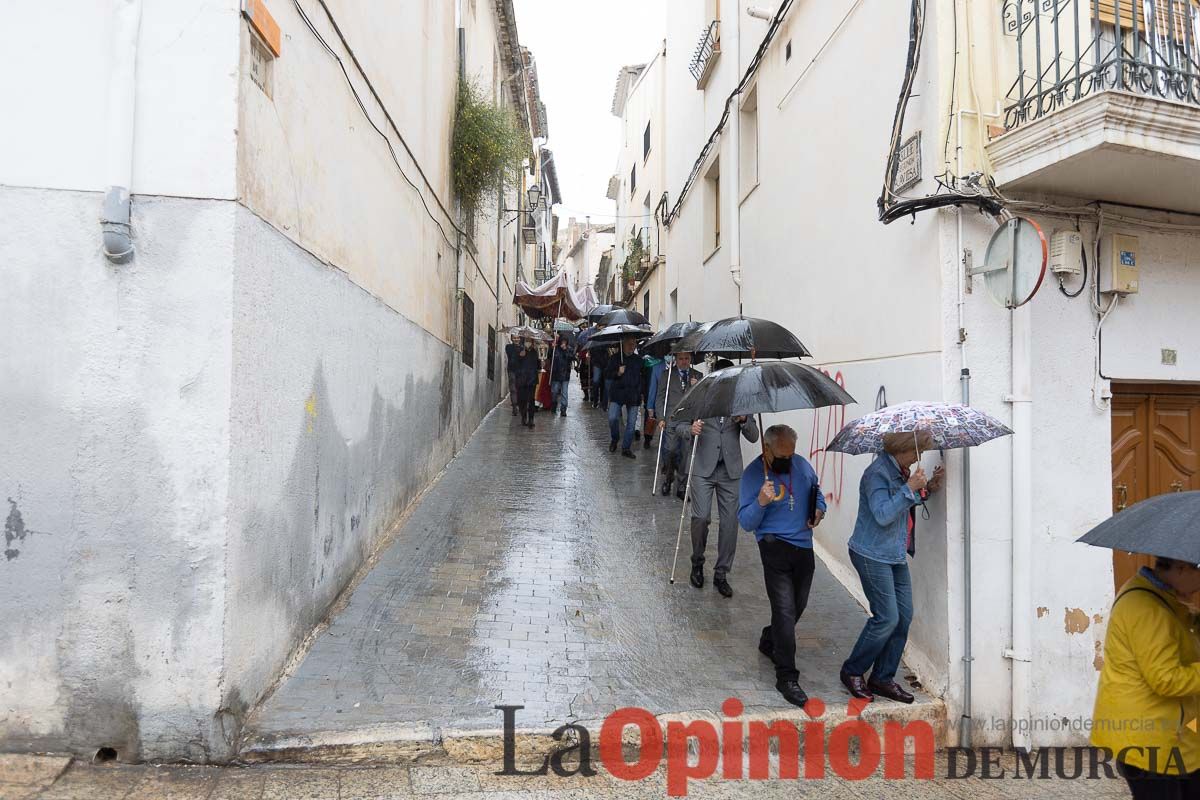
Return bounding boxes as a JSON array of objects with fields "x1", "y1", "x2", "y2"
[
  {"x1": 591, "y1": 366, "x2": 604, "y2": 404},
  {"x1": 608, "y1": 402, "x2": 638, "y2": 450},
  {"x1": 842, "y1": 549, "x2": 913, "y2": 683},
  {"x1": 550, "y1": 380, "x2": 568, "y2": 411}
]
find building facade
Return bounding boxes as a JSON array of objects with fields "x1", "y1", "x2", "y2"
[
  {"x1": 560, "y1": 217, "x2": 616, "y2": 296},
  {"x1": 0, "y1": 0, "x2": 543, "y2": 761},
  {"x1": 609, "y1": 51, "x2": 673, "y2": 326},
  {"x1": 664, "y1": 0, "x2": 1200, "y2": 748}
]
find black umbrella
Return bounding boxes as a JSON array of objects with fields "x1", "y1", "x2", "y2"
[
  {"x1": 640, "y1": 321, "x2": 706, "y2": 358},
  {"x1": 1077, "y1": 492, "x2": 1200, "y2": 565},
  {"x1": 599, "y1": 308, "x2": 650, "y2": 327},
  {"x1": 674, "y1": 316, "x2": 812, "y2": 359},
  {"x1": 582, "y1": 324, "x2": 653, "y2": 349},
  {"x1": 586, "y1": 304, "x2": 616, "y2": 323},
  {"x1": 664, "y1": 361, "x2": 854, "y2": 585},
  {"x1": 670, "y1": 361, "x2": 855, "y2": 422}
]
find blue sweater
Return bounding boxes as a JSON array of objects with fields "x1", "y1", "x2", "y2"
[{"x1": 738, "y1": 454, "x2": 825, "y2": 548}]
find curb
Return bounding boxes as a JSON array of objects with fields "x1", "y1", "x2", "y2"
[{"x1": 238, "y1": 698, "x2": 946, "y2": 766}]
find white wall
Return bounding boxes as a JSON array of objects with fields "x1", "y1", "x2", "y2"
[
  {"x1": 0, "y1": 188, "x2": 234, "y2": 761},
  {"x1": 0, "y1": 1, "x2": 239, "y2": 199}
]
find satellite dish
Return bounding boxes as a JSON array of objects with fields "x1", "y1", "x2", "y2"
[{"x1": 977, "y1": 217, "x2": 1048, "y2": 309}]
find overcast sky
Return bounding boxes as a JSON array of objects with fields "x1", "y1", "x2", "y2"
[{"x1": 511, "y1": 0, "x2": 667, "y2": 226}]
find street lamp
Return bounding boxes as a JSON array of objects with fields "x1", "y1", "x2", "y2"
[{"x1": 526, "y1": 184, "x2": 541, "y2": 211}]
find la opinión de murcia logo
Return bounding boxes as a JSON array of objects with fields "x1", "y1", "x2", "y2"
[{"x1": 495, "y1": 701, "x2": 1186, "y2": 797}]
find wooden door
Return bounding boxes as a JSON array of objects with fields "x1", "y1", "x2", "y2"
[{"x1": 1111, "y1": 385, "x2": 1200, "y2": 590}]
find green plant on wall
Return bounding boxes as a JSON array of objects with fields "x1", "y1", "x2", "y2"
[
  {"x1": 451, "y1": 78, "x2": 529, "y2": 216},
  {"x1": 621, "y1": 231, "x2": 647, "y2": 281}
]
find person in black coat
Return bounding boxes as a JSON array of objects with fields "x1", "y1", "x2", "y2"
[
  {"x1": 512, "y1": 338, "x2": 542, "y2": 429},
  {"x1": 549, "y1": 336, "x2": 575, "y2": 416},
  {"x1": 605, "y1": 336, "x2": 644, "y2": 457},
  {"x1": 504, "y1": 334, "x2": 521, "y2": 415},
  {"x1": 591, "y1": 343, "x2": 611, "y2": 409}
]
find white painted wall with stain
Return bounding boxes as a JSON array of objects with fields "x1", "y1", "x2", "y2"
[{"x1": 0, "y1": 0, "x2": 524, "y2": 761}]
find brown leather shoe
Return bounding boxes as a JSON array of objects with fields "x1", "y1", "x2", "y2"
[
  {"x1": 840, "y1": 668, "x2": 874, "y2": 701},
  {"x1": 867, "y1": 678, "x2": 915, "y2": 704}
]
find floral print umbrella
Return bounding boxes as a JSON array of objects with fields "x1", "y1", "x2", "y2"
[{"x1": 826, "y1": 401, "x2": 1013, "y2": 455}]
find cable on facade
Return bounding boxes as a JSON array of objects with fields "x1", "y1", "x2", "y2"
[
  {"x1": 663, "y1": 0, "x2": 796, "y2": 228},
  {"x1": 294, "y1": 0, "x2": 464, "y2": 249}
]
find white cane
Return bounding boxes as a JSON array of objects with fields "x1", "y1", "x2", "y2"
[
  {"x1": 651, "y1": 369, "x2": 671, "y2": 496},
  {"x1": 669, "y1": 432, "x2": 701, "y2": 584}
]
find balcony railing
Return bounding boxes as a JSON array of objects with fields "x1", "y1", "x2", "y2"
[
  {"x1": 1002, "y1": 0, "x2": 1200, "y2": 130},
  {"x1": 688, "y1": 20, "x2": 721, "y2": 88}
]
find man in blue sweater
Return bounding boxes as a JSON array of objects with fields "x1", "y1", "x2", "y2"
[{"x1": 737, "y1": 424, "x2": 826, "y2": 707}]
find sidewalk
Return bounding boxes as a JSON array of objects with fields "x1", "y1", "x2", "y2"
[
  {"x1": 240, "y1": 385, "x2": 941, "y2": 762},
  {"x1": 2, "y1": 753, "x2": 1134, "y2": 799}
]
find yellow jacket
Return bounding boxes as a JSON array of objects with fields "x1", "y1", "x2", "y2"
[{"x1": 1091, "y1": 572, "x2": 1200, "y2": 774}]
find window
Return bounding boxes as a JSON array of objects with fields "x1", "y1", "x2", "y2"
[
  {"x1": 643, "y1": 289, "x2": 650, "y2": 319},
  {"x1": 486, "y1": 325, "x2": 496, "y2": 381},
  {"x1": 704, "y1": 158, "x2": 721, "y2": 255},
  {"x1": 630, "y1": 164, "x2": 637, "y2": 196},
  {"x1": 739, "y1": 86, "x2": 759, "y2": 199},
  {"x1": 643, "y1": 121, "x2": 652, "y2": 161},
  {"x1": 461, "y1": 294, "x2": 474, "y2": 367}
]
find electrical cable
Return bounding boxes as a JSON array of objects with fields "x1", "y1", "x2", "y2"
[
  {"x1": 1058, "y1": 223, "x2": 1088, "y2": 298},
  {"x1": 664, "y1": 0, "x2": 796, "y2": 227},
  {"x1": 942, "y1": 0, "x2": 959, "y2": 172},
  {"x1": 294, "y1": 0, "x2": 464, "y2": 249}
]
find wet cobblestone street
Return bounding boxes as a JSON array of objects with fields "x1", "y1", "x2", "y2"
[{"x1": 242, "y1": 384, "x2": 935, "y2": 749}]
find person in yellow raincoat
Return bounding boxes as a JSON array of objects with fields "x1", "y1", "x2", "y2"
[{"x1": 1092, "y1": 556, "x2": 1200, "y2": 798}]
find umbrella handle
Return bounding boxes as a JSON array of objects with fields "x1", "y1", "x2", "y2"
[
  {"x1": 670, "y1": 434, "x2": 701, "y2": 584},
  {"x1": 759, "y1": 412, "x2": 768, "y2": 479}
]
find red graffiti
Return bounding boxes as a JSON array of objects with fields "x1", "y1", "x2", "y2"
[{"x1": 808, "y1": 370, "x2": 847, "y2": 506}]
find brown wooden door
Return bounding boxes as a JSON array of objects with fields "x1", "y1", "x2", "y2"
[{"x1": 1111, "y1": 385, "x2": 1200, "y2": 590}]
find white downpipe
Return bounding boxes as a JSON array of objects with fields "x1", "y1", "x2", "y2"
[
  {"x1": 728, "y1": 0, "x2": 743, "y2": 313},
  {"x1": 1009, "y1": 302, "x2": 1033, "y2": 750},
  {"x1": 101, "y1": 0, "x2": 143, "y2": 263}
]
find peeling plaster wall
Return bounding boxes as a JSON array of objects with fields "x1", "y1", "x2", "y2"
[
  {"x1": 222, "y1": 206, "x2": 499, "y2": 736},
  {"x1": 0, "y1": 188, "x2": 234, "y2": 761}
]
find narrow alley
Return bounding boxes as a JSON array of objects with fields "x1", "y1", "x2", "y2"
[{"x1": 240, "y1": 386, "x2": 937, "y2": 759}]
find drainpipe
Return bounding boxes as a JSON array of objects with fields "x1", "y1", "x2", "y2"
[
  {"x1": 955, "y1": 107, "x2": 974, "y2": 749},
  {"x1": 1007, "y1": 301, "x2": 1033, "y2": 750},
  {"x1": 728, "y1": 0, "x2": 743, "y2": 315},
  {"x1": 101, "y1": 0, "x2": 143, "y2": 264}
]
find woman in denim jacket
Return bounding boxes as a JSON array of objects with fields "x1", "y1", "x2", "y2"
[{"x1": 839, "y1": 431, "x2": 943, "y2": 703}]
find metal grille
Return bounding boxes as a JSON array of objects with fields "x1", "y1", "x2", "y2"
[
  {"x1": 689, "y1": 20, "x2": 721, "y2": 83},
  {"x1": 1002, "y1": 0, "x2": 1200, "y2": 130}
]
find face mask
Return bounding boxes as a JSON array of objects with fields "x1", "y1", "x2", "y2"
[{"x1": 770, "y1": 456, "x2": 791, "y2": 474}]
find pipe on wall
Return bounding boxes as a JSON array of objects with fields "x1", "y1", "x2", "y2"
[
  {"x1": 101, "y1": 0, "x2": 143, "y2": 264},
  {"x1": 1008, "y1": 302, "x2": 1034, "y2": 750}
]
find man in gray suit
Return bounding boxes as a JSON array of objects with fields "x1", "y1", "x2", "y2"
[
  {"x1": 674, "y1": 360, "x2": 760, "y2": 597},
  {"x1": 653, "y1": 351, "x2": 702, "y2": 498}
]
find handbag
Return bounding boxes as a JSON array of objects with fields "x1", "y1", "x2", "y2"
[{"x1": 643, "y1": 414, "x2": 658, "y2": 437}]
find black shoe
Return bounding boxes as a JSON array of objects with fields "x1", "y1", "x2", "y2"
[
  {"x1": 868, "y1": 678, "x2": 915, "y2": 704},
  {"x1": 527, "y1": 422, "x2": 535, "y2": 429},
  {"x1": 512, "y1": 407, "x2": 518, "y2": 416},
  {"x1": 621, "y1": 449, "x2": 636, "y2": 459},
  {"x1": 633, "y1": 430, "x2": 642, "y2": 441},
  {"x1": 676, "y1": 485, "x2": 687, "y2": 501},
  {"x1": 714, "y1": 576, "x2": 733, "y2": 598},
  {"x1": 689, "y1": 565, "x2": 704, "y2": 589},
  {"x1": 840, "y1": 669, "x2": 875, "y2": 701},
  {"x1": 643, "y1": 437, "x2": 652, "y2": 450},
  {"x1": 758, "y1": 639, "x2": 774, "y2": 659},
  {"x1": 775, "y1": 680, "x2": 809, "y2": 708},
  {"x1": 560, "y1": 410, "x2": 566, "y2": 417},
  {"x1": 609, "y1": 440, "x2": 618, "y2": 453},
  {"x1": 661, "y1": 477, "x2": 673, "y2": 496}
]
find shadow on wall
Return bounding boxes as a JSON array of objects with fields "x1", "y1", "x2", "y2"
[{"x1": 223, "y1": 356, "x2": 466, "y2": 741}]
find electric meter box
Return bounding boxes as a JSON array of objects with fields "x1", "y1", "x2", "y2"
[
  {"x1": 1050, "y1": 230, "x2": 1084, "y2": 276},
  {"x1": 1100, "y1": 233, "x2": 1140, "y2": 295}
]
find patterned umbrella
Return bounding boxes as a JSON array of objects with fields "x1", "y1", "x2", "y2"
[{"x1": 826, "y1": 402, "x2": 1012, "y2": 455}]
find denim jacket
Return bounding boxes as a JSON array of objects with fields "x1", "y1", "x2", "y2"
[{"x1": 847, "y1": 454, "x2": 919, "y2": 565}]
